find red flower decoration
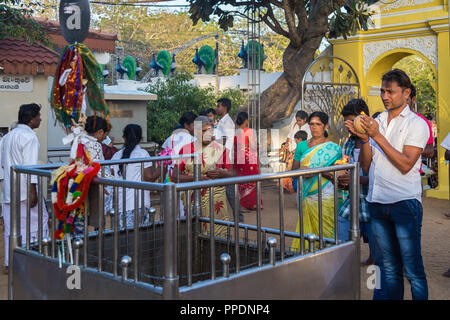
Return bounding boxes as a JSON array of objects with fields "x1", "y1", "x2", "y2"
[{"x1": 214, "y1": 201, "x2": 224, "y2": 214}]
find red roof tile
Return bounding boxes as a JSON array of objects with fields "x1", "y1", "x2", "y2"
[
  {"x1": 34, "y1": 17, "x2": 118, "y2": 53},
  {"x1": 0, "y1": 38, "x2": 59, "y2": 76}
]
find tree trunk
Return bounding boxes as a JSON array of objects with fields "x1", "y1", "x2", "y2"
[{"x1": 243, "y1": 37, "x2": 322, "y2": 128}]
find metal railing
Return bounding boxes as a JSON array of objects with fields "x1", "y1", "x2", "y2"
[{"x1": 7, "y1": 154, "x2": 360, "y2": 299}]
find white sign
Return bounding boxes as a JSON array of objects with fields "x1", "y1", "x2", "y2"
[
  {"x1": 64, "y1": 4, "x2": 81, "y2": 30},
  {"x1": 0, "y1": 75, "x2": 33, "y2": 92}
]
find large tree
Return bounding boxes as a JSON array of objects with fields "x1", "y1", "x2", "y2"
[
  {"x1": 0, "y1": 0, "x2": 49, "y2": 44},
  {"x1": 188, "y1": 0, "x2": 375, "y2": 127}
]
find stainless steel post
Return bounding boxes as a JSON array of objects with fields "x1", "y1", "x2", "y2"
[
  {"x1": 38, "y1": 176, "x2": 43, "y2": 254},
  {"x1": 278, "y1": 180, "x2": 285, "y2": 261},
  {"x1": 134, "y1": 188, "x2": 139, "y2": 282},
  {"x1": 308, "y1": 234, "x2": 316, "y2": 253},
  {"x1": 349, "y1": 164, "x2": 361, "y2": 300},
  {"x1": 334, "y1": 170, "x2": 339, "y2": 244},
  {"x1": 297, "y1": 176, "x2": 305, "y2": 254},
  {"x1": 193, "y1": 153, "x2": 202, "y2": 217},
  {"x1": 234, "y1": 183, "x2": 240, "y2": 273},
  {"x1": 220, "y1": 253, "x2": 231, "y2": 278},
  {"x1": 163, "y1": 183, "x2": 179, "y2": 299},
  {"x1": 42, "y1": 236, "x2": 50, "y2": 258},
  {"x1": 83, "y1": 200, "x2": 88, "y2": 268},
  {"x1": 8, "y1": 167, "x2": 21, "y2": 300},
  {"x1": 121, "y1": 255, "x2": 132, "y2": 281},
  {"x1": 113, "y1": 186, "x2": 119, "y2": 277},
  {"x1": 186, "y1": 190, "x2": 192, "y2": 286},
  {"x1": 73, "y1": 237, "x2": 83, "y2": 266},
  {"x1": 256, "y1": 181, "x2": 262, "y2": 267},
  {"x1": 317, "y1": 173, "x2": 323, "y2": 250},
  {"x1": 97, "y1": 183, "x2": 105, "y2": 272},
  {"x1": 209, "y1": 187, "x2": 215, "y2": 280},
  {"x1": 26, "y1": 175, "x2": 30, "y2": 250},
  {"x1": 268, "y1": 237, "x2": 277, "y2": 266}
]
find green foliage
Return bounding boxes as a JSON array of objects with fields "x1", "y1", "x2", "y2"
[
  {"x1": 0, "y1": 0, "x2": 49, "y2": 45},
  {"x1": 157, "y1": 50, "x2": 172, "y2": 76},
  {"x1": 198, "y1": 44, "x2": 215, "y2": 74},
  {"x1": 145, "y1": 70, "x2": 246, "y2": 144},
  {"x1": 394, "y1": 56, "x2": 437, "y2": 117},
  {"x1": 122, "y1": 55, "x2": 137, "y2": 80},
  {"x1": 328, "y1": 1, "x2": 372, "y2": 40}
]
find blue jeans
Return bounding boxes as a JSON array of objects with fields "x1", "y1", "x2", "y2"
[{"x1": 369, "y1": 199, "x2": 428, "y2": 300}]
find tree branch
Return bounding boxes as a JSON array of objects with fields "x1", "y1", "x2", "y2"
[
  {"x1": 260, "y1": 13, "x2": 289, "y2": 38},
  {"x1": 282, "y1": 0, "x2": 302, "y2": 47},
  {"x1": 294, "y1": 0, "x2": 308, "y2": 34}
]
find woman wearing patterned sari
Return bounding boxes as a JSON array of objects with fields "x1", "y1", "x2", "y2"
[
  {"x1": 234, "y1": 112, "x2": 262, "y2": 211},
  {"x1": 173, "y1": 116, "x2": 233, "y2": 237},
  {"x1": 291, "y1": 112, "x2": 342, "y2": 251}
]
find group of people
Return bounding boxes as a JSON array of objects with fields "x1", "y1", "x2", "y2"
[
  {"x1": 281, "y1": 68, "x2": 438, "y2": 300},
  {"x1": 162, "y1": 98, "x2": 263, "y2": 235},
  {"x1": 0, "y1": 104, "x2": 159, "y2": 274},
  {"x1": 0, "y1": 67, "x2": 448, "y2": 300}
]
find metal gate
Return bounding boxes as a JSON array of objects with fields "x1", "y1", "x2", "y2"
[{"x1": 301, "y1": 56, "x2": 361, "y2": 145}]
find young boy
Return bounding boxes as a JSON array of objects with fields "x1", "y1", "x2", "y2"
[
  {"x1": 294, "y1": 130, "x2": 308, "y2": 145},
  {"x1": 282, "y1": 130, "x2": 308, "y2": 193}
]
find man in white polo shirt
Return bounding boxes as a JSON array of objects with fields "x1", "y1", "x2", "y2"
[
  {"x1": 215, "y1": 98, "x2": 243, "y2": 222},
  {"x1": 346, "y1": 69, "x2": 429, "y2": 300}
]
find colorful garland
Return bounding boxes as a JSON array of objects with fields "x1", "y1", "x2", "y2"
[
  {"x1": 51, "y1": 144, "x2": 100, "y2": 240},
  {"x1": 50, "y1": 43, "x2": 109, "y2": 128}
]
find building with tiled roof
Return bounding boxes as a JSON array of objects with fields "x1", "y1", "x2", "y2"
[
  {"x1": 0, "y1": 20, "x2": 118, "y2": 162},
  {"x1": 0, "y1": 38, "x2": 59, "y2": 77}
]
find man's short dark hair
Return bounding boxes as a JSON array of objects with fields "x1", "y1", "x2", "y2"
[
  {"x1": 341, "y1": 99, "x2": 370, "y2": 117},
  {"x1": 206, "y1": 108, "x2": 216, "y2": 115},
  {"x1": 217, "y1": 97, "x2": 231, "y2": 113},
  {"x1": 382, "y1": 69, "x2": 412, "y2": 90},
  {"x1": 410, "y1": 83, "x2": 416, "y2": 99},
  {"x1": 18, "y1": 103, "x2": 41, "y2": 125},
  {"x1": 295, "y1": 110, "x2": 308, "y2": 120},
  {"x1": 294, "y1": 130, "x2": 308, "y2": 141}
]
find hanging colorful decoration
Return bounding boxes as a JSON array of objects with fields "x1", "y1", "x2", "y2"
[
  {"x1": 51, "y1": 143, "x2": 100, "y2": 240},
  {"x1": 50, "y1": 43, "x2": 109, "y2": 128}
]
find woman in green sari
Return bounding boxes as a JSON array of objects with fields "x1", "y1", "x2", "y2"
[{"x1": 291, "y1": 111, "x2": 342, "y2": 251}]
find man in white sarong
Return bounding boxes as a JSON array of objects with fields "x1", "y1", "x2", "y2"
[{"x1": 1, "y1": 103, "x2": 49, "y2": 274}]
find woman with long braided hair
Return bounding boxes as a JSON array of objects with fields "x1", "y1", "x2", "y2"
[{"x1": 111, "y1": 124, "x2": 159, "y2": 228}]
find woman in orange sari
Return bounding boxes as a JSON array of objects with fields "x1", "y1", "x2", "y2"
[{"x1": 234, "y1": 112, "x2": 262, "y2": 211}]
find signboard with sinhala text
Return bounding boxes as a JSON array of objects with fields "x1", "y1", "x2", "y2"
[{"x1": 0, "y1": 75, "x2": 33, "y2": 92}]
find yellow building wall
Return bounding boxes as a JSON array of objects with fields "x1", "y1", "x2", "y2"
[
  {"x1": 427, "y1": 29, "x2": 450, "y2": 199},
  {"x1": 328, "y1": 0, "x2": 450, "y2": 199}
]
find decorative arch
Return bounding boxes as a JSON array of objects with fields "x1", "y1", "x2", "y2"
[
  {"x1": 363, "y1": 36, "x2": 437, "y2": 76},
  {"x1": 365, "y1": 47, "x2": 437, "y2": 95}
]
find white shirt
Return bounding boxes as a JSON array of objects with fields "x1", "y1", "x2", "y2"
[
  {"x1": 215, "y1": 113, "x2": 235, "y2": 153},
  {"x1": 366, "y1": 107, "x2": 429, "y2": 204},
  {"x1": 111, "y1": 145, "x2": 152, "y2": 212},
  {"x1": 288, "y1": 123, "x2": 312, "y2": 151},
  {"x1": 162, "y1": 128, "x2": 195, "y2": 155},
  {"x1": 441, "y1": 132, "x2": 450, "y2": 151},
  {"x1": 1, "y1": 124, "x2": 39, "y2": 203}
]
